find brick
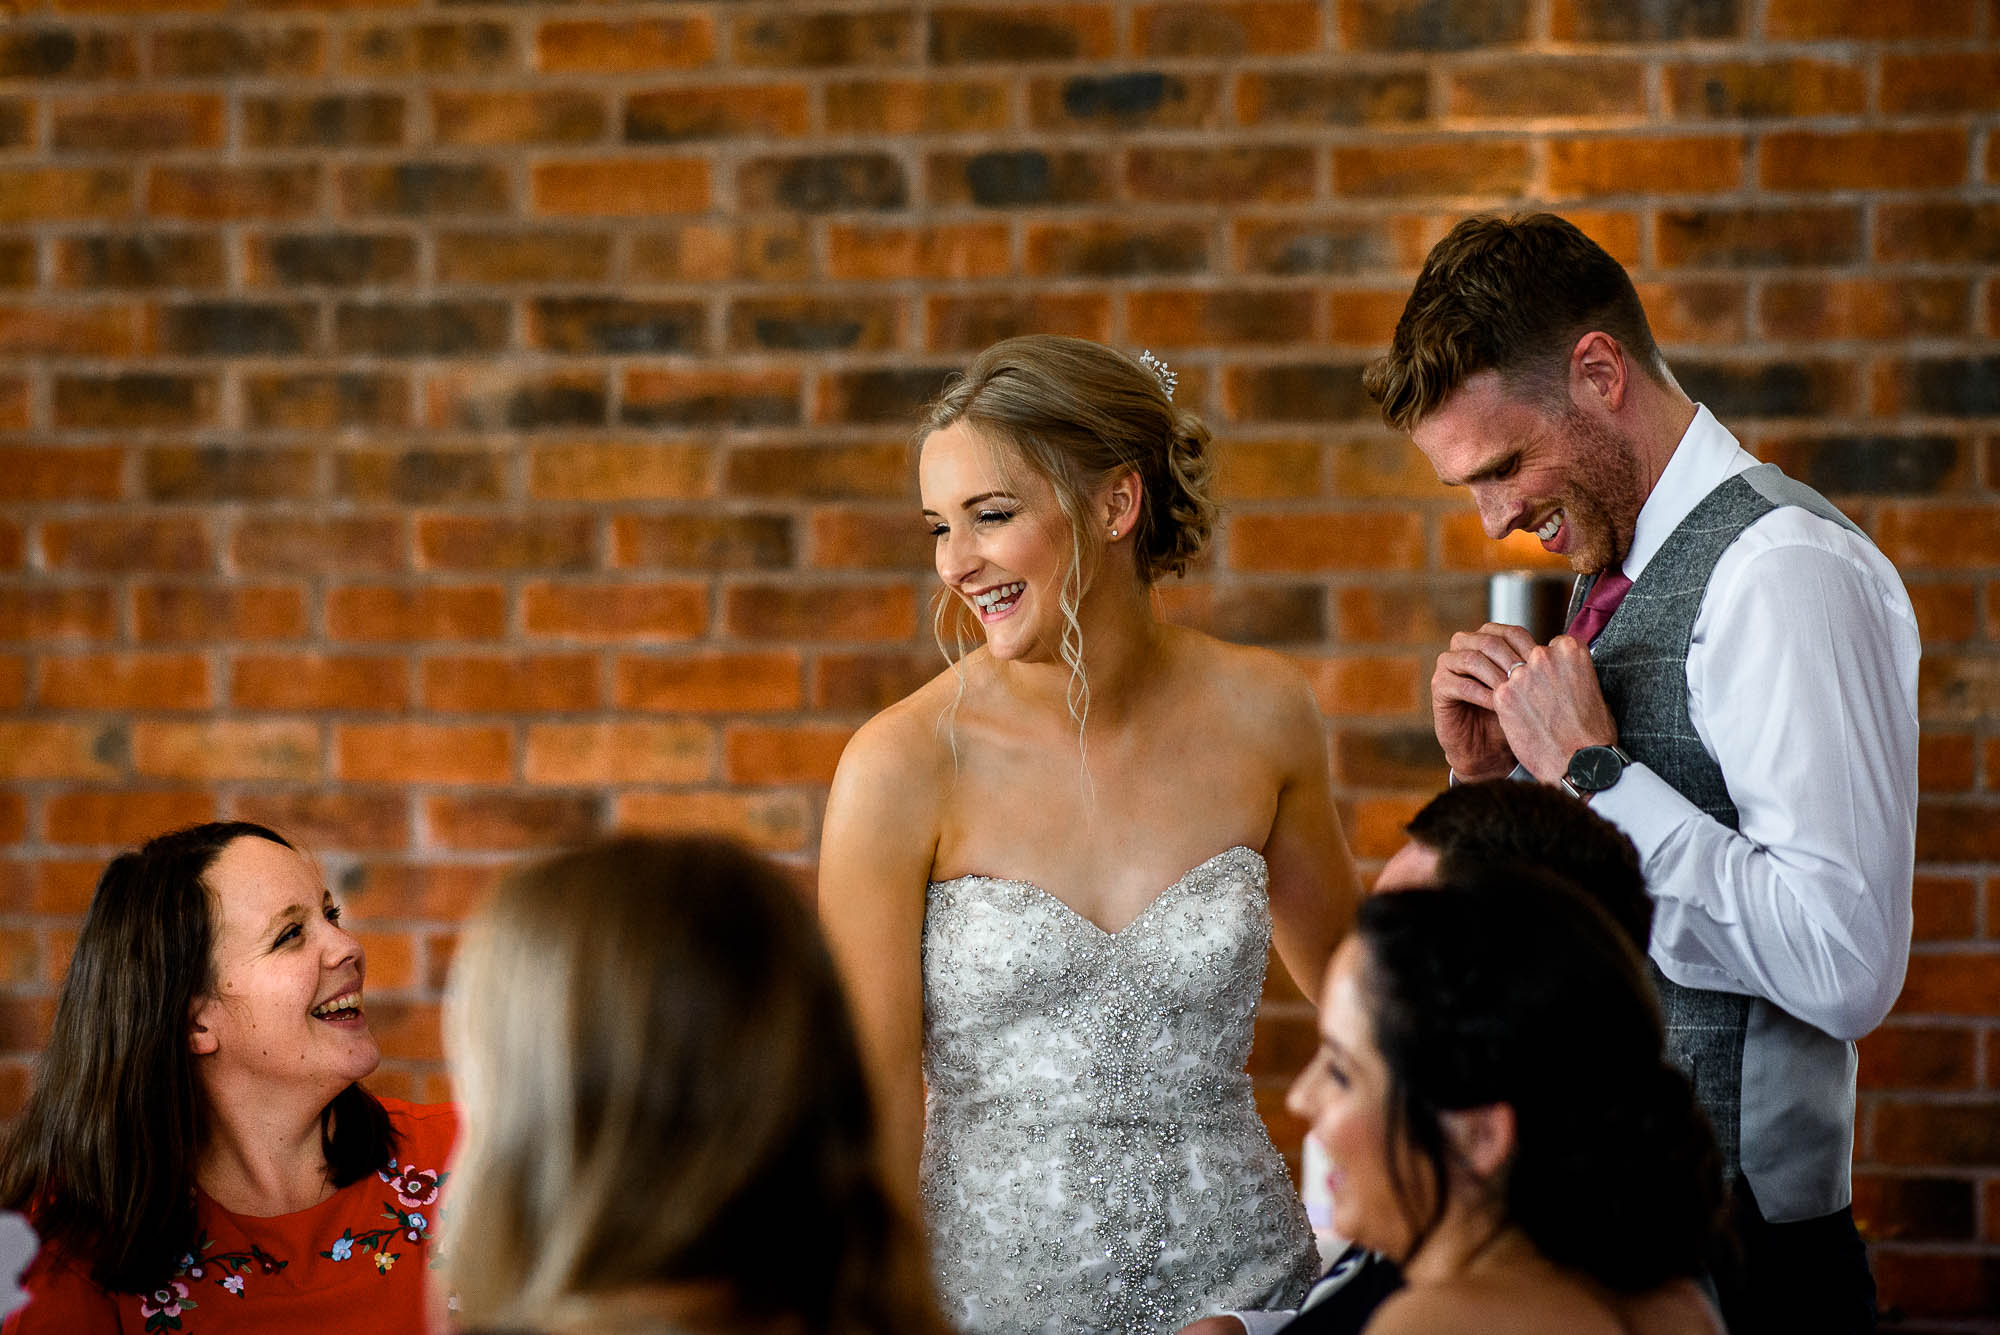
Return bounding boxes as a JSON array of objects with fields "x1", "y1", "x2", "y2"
[
  {"x1": 815, "y1": 368, "x2": 955, "y2": 426},
  {"x1": 1629, "y1": 280, "x2": 1747, "y2": 347},
  {"x1": 341, "y1": 21, "x2": 513, "y2": 76},
  {"x1": 1760, "y1": 279, "x2": 1968, "y2": 343},
  {"x1": 1334, "y1": 141, "x2": 1529, "y2": 198},
  {"x1": 1131, "y1": 147, "x2": 1317, "y2": 204},
  {"x1": 1550, "y1": 0, "x2": 1741, "y2": 40},
  {"x1": 1850, "y1": 1175, "x2": 1976, "y2": 1242},
  {"x1": 148, "y1": 166, "x2": 317, "y2": 221},
  {"x1": 1871, "y1": 1252, "x2": 2000, "y2": 1321},
  {"x1": 1033, "y1": 72, "x2": 1222, "y2": 130},
  {"x1": 1229, "y1": 513, "x2": 1423, "y2": 572},
  {"x1": 0, "y1": 721, "x2": 123, "y2": 780},
  {"x1": 0, "y1": 28, "x2": 137, "y2": 80},
  {"x1": 1912, "y1": 873, "x2": 1977, "y2": 940},
  {"x1": 1665, "y1": 60, "x2": 1866, "y2": 120},
  {"x1": 534, "y1": 159, "x2": 708, "y2": 217},
  {"x1": 0, "y1": 241, "x2": 36, "y2": 290},
  {"x1": 526, "y1": 296, "x2": 707, "y2": 355},
  {"x1": 425, "y1": 370, "x2": 606, "y2": 433},
  {"x1": 0, "y1": 303, "x2": 136, "y2": 358},
  {"x1": 44, "y1": 517, "x2": 210, "y2": 573},
  {"x1": 0, "y1": 167, "x2": 132, "y2": 223},
  {"x1": 1918, "y1": 657, "x2": 2000, "y2": 726},
  {"x1": 325, "y1": 585, "x2": 506, "y2": 642},
  {"x1": 235, "y1": 517, "x2": 404, "y2": 575},
  {"x1": 734, "y1": 11, "x2": 914, "y2": 67},
  {"x1": 614, "y1": 514, "x2": 793, "y2": 570},
  {"x1": 134, "y1": 583, "x2": 305, "y2": 643},
  {"x1": 1878, "y1": 357, "x2": 2000, "y2": 419},
  {"x1": 730, "y1": 296, "x2": 902, "y2": 353},
  {"x1": 522, "y1": 582, "x2": 707, "y2": 641},
  {"x1": 1333, "y1": 726, "x2": 1446, "y2": 787},
  {"x1": 422, "y1": 653, "x2": 599, "y2": 713},
  {"x1": 928, "y1": 292, "x2": 1110, "y2": 351},
  {"x1": 1343, "y1": 0, "x2": 1530, "y2": 48},
  {"x1": 338, "y1": 163, "x2": 510, "y2": 217},
  {"x1": 436, "y1": 230, "x2": 611, "y2": 285},
  {"x1": 1211, "y1": 440, "x2": 1322, "y2": 501},
  {"x1": 426, "y1": 793, "x2": 598, "y2": 852},
  {"x1": 364, "y1": 1001, "x2": 438, "y2": 1063},
  {"x1": 1872, "y1": 1099, "x2": 2000, "y2": 1165},
  {"x1": 626, "y1": 85, "x2": 808, "y2": 142},
  {"x1": 811, "y1": 650, "x2": 939, "y2": 711},
  {"x1": 432, "y1": 90, "x2": 605, "y2": 147},
  {"x1": 1891, "y1": 952, "x2": 1998, "y2": 1016},
  {"x1": 348, "y1": 932, "x2": 414, "y2": 991},
  {"x1": 825, "y1": 79, "x2": 1010, "y2": 135},
  {"x1": 1548, "y1": 136, "x2": 1741, "y2": 198},
  {"x1": 1656, "y1": 206, "x2": 1860, "y2": 268},
  {"x1": 740, "y1": 154, "x2": 907, "y2": 213},
  {"x1": 826, "y1": 223, "x2": 1010, "y2": 280},
  {"x1": 631, "y1": 221, "x2": 812, "y2": 283},
  {"x1": 1906, "y1": 582, "x2": 1980, "y2": 643},
  {"x1": 929, "y1": 6, "x2": 1116, "y2": 62},
  {"x1": 0, "y1": 99, "x2": 29, "y2": 149},
  {"x1": 0, "y1": 1000, "x2": 56, "y2": 1054},
  {"x1": 1916, "y1": 798, "x2": 2000, "y2": 861},
  {"x1": 1446, "y1": 61, "x2": 1644, "y2": 120},
  {"x1": 131, "y1": 720, "x2": 318, "y2": 782},
  {"x1": 245, "y1": 372, "x2": 410, "y2": 431},
  {"x1": 244, "y1": 94, "x2": 405, "y2": 149},
  {"x1": 1130, "y1": 290, "x2": 1314, "y2": 348},
  {"x1": 1155, "y1": 583, "x2": 1325, "y2": 644},
  {"x1": 1341, "y1": 793, "x2": 1428, "y2": 859},
  {"x1": 623, "y1": 368, "x2": 799, "y2": 430},
  {"x1": 1322, "y1": 438, "x2": 1447, "y2": 499},
  {"x1": 418, "y1": 516, "x2": 593, "y2": 573},
  {"x1": 615, "y1": 652, "x2": 802, "y2": 713},
  {"x1": 1325, "y1": 288, "x2": 1414, "y2": 349},
  {"x1": 1226, "y1": 363, "x2": 1374, "y2": 423},
  {"x1": 530, "y1": 443, "x2": 712, "y2": 502},
  {"x1": 41, "y1": 652, "x2": 208, "y2": 711},
  {"x1": 335, "y1": 723, "x2": 509, "y2": 785},
  {"x1": 159, "y1": 302, "x2": 316, "y2": 357},
  {"x1": 0, "y1": 930, "x2": 33, "y2": 988},
  {"x1": 615, "y1": 790, "x2": 811, "y2": 854},
  {"x1": 1296, "y1": 655, "x2": 1425, "y2": 715},
  {"x1": 1882, "y1": 53, "x2": 2000, "y2": 114},
  {"x1": 1675, "y1": 359, "x2": 1853, "y2": 419},
  {"x1": 0, "y1": 447, "x2": 122, "y2": 502},
  {"x1": 1761, "y1": 130, "x2": 1965, "y2": 192},
  {"x1": 724, "y1": 583, "x2": 917, "y2": 642},
  {"x1": 928, "y1": 150, "x2": 1111, "y2": 208},
  {"x1": 0, "y1": 587, "x2": 117, "y2": 642},
  {"x1": 1438, "y1": 516, "x2": 1572, "y2": 573},
  {"x1": 1024, "y1": 221, "x2": 1205, "y2": 278},
  {"x1": 1758, "y1": 436, "x2": 1964, "y2": 497},
  {"x1": 535, "y1": 17, "x2": 715, "y2": 74},
  {"x1": 0, "y1": 657, "x2": 23, "y2": 709},
  {"x1": 723, "y1": 723, "x2": 853, "y2": 785},
  {"x1": 1135, "y1": 3, "x2": 1324, "y2": 56},
  {"x1": 245, "y1": 234, "x2": 418, "y2": 288},
  {"x1": 1765, "y1": 0, "x2": 1974, "y2": 38},
  {"x1": 151, "y1": 25, "x2": 319, "y2": 78},
  {"x1": 231, "y1": 653, "x2": 409, "y2": 712},
  {"x1": 52, "y1": 92, "x2": 223, "y2": 153},
  {"x1": 1235, "y1": 218, "x2": 1414, "y2": 276},
  {"x1": 523, "y1": 720, "x2": 713, "y2": 785},
  {"x1": 336, "y1": 452, "x2": 499, "y2": 507},
  {"x1": 808, "y1": 509, "x2": 929, "y2": 571},
  {"x1": 1876, "y1": 204, "x2": 2000, "y2": 265},
  {"x1": 334, "y1": 301, "x2": 508, "y2": 358}
]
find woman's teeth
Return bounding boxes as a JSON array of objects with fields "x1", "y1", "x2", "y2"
[
  {"x1": 311, "y1": 991, "x2": 362, "y2": 1020},
  {"x1": 1536, "y1": 511, "x2": 1563, "y2": 541},
  {"x1": 973, "y1": 581, "x2": 1025, "y2": 613}
]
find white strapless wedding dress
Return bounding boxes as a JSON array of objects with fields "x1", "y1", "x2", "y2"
[{"x1": 921, "y1": 846, "x2": 1318, "y2": 1335}]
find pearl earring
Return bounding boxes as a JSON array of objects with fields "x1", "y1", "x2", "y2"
[{"x1": 1109, "y1": 528, "x2": 1119, "y2": 539}]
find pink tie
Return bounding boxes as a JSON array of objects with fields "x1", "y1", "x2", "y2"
[{"x1": 1566, "y1": 570, "x2": 1632, "y2": 645}]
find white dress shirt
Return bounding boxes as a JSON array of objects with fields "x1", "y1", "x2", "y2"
[{"x1": 1593, "y1": 405, "x2": 1920, "y2": 1043}]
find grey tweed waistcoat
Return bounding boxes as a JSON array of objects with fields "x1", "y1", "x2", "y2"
[{"x1": 1572, "y1": 462, "x2": 1866, "y2": 1212}]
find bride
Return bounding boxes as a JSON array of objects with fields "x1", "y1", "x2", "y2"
[{"x1": 819, "y1": 336, "x2": 1360, "y2": 1335}]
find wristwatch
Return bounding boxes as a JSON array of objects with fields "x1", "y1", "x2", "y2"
[{"x1": 1561, "y1": 744, "x2": 1632, "y2": 801}]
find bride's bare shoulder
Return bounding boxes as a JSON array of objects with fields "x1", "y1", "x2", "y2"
[{"x1": 1364, "y1": 1279, "x2": 1624, "y2": 1335}]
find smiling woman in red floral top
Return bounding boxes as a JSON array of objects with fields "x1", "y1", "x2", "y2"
[{"x1": 0, "y1": 822, "x2": 457, "y2": 1334}]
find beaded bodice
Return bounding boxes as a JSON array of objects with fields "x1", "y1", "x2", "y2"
[{"x1": 921, "y1": 846, "x2": 1317, "y2": 1335}]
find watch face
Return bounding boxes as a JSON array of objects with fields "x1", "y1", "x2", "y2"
[{"x1": 1571, "y1": 746, "x2": 1623, "y2": 791}]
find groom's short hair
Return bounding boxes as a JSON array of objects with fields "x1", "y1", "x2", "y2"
[{"x1": 1406, "y1": 780, "x2": 1652, "y2": 951}]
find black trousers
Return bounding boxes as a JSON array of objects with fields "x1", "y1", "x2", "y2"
[{"x1": 1719, "y1": 1178, "x2": 1877, "y2": 1335}]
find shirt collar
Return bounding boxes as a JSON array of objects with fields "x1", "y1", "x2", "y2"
[{"x1": 1620, "y1": 403, "x2": 1758, "y2": 582}]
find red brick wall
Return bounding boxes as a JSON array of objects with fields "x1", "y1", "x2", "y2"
[{"x1": 1, "y1": 1, "x2": 1995, "y2": 1324}]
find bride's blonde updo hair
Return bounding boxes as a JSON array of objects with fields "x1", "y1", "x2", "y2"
[{"x1": 919, "y1": 335, "x2": 1217, "y2": 586}]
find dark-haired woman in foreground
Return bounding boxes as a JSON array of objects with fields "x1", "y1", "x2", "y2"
[
  {"x1": 1289, "y1": 876, "x2": 1725, "y2": 1335},
  {"x1": 1, "y1": 822, "x2": 454, "y2": 1334},
  {"x1": 443, "y1": 835, "x2": 943, "y2": 1335}
]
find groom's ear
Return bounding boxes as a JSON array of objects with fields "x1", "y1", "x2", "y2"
[{"x1": 1439, "y1": 1102, "x2": 1515, "y2": 1180}]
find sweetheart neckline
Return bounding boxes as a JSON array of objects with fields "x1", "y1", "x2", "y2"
[{"x1": 928, "y1": 844, "x2": 1264, "y2": 938}]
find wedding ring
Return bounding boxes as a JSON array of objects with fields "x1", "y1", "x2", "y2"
[{"x1": 1507, "y1": 660, "x2": 1526, "y2": 678}]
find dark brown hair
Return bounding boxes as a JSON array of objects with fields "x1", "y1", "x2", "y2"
[
  {"x1": 445, "y1": 835, "x2": 944, "y2": 1335},
  {"x1": 0, "y1": 822, "x2": 393, "y2": 1292},
  {"x1": 1363, "y1": 212, "x2": 1669, "y2": 431}
]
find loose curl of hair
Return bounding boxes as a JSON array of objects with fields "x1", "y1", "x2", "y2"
[
  {"x1": 1354, "y1": 872, "x2": 1723, "y2": 1293},
  {"x1": 917, "y1": 335, "x2": 1217, "y2": 735},
  {"x1": 444, "y1": 835, "x2": 945, "y2": 1335},
  {"x1": 0, "y1": 822, "x2": 394, "y2": 1293}
]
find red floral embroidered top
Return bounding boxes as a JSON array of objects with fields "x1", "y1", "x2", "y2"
[{"x1": 4, "y1": 1099, "x2": 456, "y2": 1335}]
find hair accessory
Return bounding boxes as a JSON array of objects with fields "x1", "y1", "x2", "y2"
[{"x1": 1138, "y1": 350, "x2": 1177, "y2": 400}]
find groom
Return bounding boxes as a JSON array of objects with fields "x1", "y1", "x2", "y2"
[{"x1": 1375, "y1": 212, "x2": 1917, "y2": 1334}]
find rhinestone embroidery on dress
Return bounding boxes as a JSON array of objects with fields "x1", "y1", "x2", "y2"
[{"x1": 921, "y1": 846, "x2": 1318, "y2": 1335}]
